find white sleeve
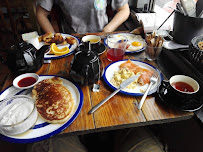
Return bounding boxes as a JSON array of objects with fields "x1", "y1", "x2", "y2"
[
  {"x1": 37, "y1": 0, "x2": 54, "y2": 12},
  {"x1": 111, "y1": 0, "x2": 128, "y2": 11}
]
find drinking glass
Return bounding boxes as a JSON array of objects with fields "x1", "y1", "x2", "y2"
[
  {"x1": 106, "y1": 35, "x2": 127, "y2": 62},
  {"x1": 145, "y1": 44, "x2": 163, "y2": 61}
]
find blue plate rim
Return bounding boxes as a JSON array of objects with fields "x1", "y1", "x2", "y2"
[
  {"x1": 103, "y1": 33, "x2": 145, "y2": 54},
  {"x1": 44, "y1": 34, "x2": 80, "y2": 60},
  {"x1": 103, "y1": 59, "x2": 164, "y2": 96},
  {"x1": 0, "y1": 75, "x2": 83, "y2": 143}
]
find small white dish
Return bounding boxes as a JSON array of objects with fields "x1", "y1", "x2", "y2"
[{"x1": 13, "y1": 73, "x2": 39, "y2": 89}]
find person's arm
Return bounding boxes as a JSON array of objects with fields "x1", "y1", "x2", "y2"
[
  {"x1": 36, "y1": 5, "x2": 55, "y2": 33},
  {"x1": 102, "y1": 3, "x2": 130, "y2": 32}
]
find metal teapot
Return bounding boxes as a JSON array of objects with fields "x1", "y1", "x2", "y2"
[
  {"x1": 69, "y1": 41, "x2": 103, "y2": 85},
  {"x1": 0, "y1": 41, "x2": 49, "y2": 75}
]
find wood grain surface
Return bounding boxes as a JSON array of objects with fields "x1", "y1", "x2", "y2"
[{"x1": 0, "y1": 31, "x2": 194, "y2": 137}]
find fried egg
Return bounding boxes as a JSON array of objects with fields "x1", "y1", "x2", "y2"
[
  {"x1": 107, "y1": 34, "x2": 145, "y2": 52},
  {"x1": 127, "y1": 35, "x2": 145, "y2": 51}
]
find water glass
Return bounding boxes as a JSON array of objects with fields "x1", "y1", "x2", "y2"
[{"x1": 106, "y1": 35, "x2": 127, "y2": 62}]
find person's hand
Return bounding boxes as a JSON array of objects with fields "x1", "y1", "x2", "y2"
[{"x1": 102, "y1": 26, "x2": 112, "y2": 33}]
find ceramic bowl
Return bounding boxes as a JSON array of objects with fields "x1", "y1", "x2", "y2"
[
  {"x1": 13, "y1": 73, "x2": 39, "y2": 89},
  {"x1": 82, "y1": 35, "x2": 101, "y2": 50},
  {"x1": 0, "y1": 95, "x2": 38, "y2": 135}
]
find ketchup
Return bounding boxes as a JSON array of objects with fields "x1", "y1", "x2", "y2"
[
  {"x1": 172, "y1": 82, "x2": 194, "y2": 92},
  {"x1": 18, "y1": 77, "x2": 37, "y2": 87}
]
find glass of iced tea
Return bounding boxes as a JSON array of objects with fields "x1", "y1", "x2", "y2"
[{"x1": 106, "y1": 35, "x2": 127, "y2": 62}]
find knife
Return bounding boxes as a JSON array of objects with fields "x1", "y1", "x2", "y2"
[{"x1": 88, "y1": 74, "x2": 140, "y2": 114}]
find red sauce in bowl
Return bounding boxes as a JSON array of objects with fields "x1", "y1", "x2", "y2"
[
  {"x1": 172, "y1": 82, "x2": 194, "y2": 92},
  {"x1": 18, "y1": 77, "x2": 37, "y2": 87}
]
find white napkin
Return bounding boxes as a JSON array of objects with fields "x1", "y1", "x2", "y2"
[
  {"x1": 22, "y1": 31, "x2": 41, "y2": 50},
  {"x1": 163, "y1": 40, "x2": 189, "y2": 50}
]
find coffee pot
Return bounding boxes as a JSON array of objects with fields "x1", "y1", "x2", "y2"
[
  {"x1": 69, "y1": 41, "x2": 103, "y2": 85},
  {"x1": 0, "y1": 41, "x2": 49, "y2": 75}
]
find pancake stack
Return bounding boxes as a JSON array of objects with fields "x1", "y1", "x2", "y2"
[{"x1": 32, "y1": 77, "x2": 75, "y2": 123}]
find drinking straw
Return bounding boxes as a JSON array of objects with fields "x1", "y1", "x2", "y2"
[{"x1": 157, "y1": 10, "x2": 175, "y2": 31}]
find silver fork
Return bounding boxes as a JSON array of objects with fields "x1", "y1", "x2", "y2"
[{"x1": 138, "y1": 73, "x2": 158, "y2": 110}]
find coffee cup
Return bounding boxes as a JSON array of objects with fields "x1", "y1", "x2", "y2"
[
  {"x1": 157, "y1": 75, "x2": 201, "y2": 111},
  {"x1": 82, "y1": 35, "x2": 101, "y2": 50}
]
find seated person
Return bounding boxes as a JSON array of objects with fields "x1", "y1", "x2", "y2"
[
  {"x1": 36, "y1": 0, "x2": 130, "y2": 34},
  {"x1": 27, "y1": 127, "x2": 165, "y2": 152}
]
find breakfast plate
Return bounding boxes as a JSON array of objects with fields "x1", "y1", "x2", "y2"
[
  {"x1": 38, "y1": 34, "x2": 80, "y2": 60},
  {"x1": 0, "y1": 75, "x2": 83, "y2": 143},
  {"x1": 103, "y1": 59, "x2": 163, "y2": 96},
  {"x1": 104, "y1": 33, "x2": 145, "y2": 54}
]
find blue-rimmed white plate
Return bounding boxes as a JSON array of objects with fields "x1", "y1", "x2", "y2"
[
  {"x1": 38, "y1": 34, "x2": 80, "y2": 60},
  {"x1": 0, "y1": 75, "x2": 83, "y2": 143},
  {"x1": 104, "y1": 33, "x2": 145, "y2": 54},
  {"x1": 103, "y1": 59, "x2": 163, "y2": 96}
]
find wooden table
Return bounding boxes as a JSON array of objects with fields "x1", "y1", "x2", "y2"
[{"x1": 0, "y1": 31, "x2": 194, "y2": 137}]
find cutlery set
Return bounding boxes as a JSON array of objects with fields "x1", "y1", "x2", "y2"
[
  {"x1": 178, "y1": 0, "x2": 203, "y2": 18},
  {"x1": 89, "y1": 73, "x2": 158, "y2": 113},
  {"x1": 89, "y1": 74, "x2": 141, "y2": 114},
  {"x1": 138, "y1": 73, "x2": 158, "y2": 110}
]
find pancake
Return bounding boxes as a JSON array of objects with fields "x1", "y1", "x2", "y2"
[
  {"x1": 32, "y1": 77, "x2": 75, "y2": 123},
  {"x1": 32, "y1": 77, "x2": 63, "y2": 100}
]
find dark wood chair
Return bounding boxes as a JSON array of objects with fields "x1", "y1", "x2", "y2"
[{"x1": 0, "y1": 0, "x2": 40, "y2": 42}]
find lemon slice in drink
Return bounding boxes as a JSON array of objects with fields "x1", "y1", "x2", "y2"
[{"x1": 51, "y1": 43, "x2": 69, "y2": 55}]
